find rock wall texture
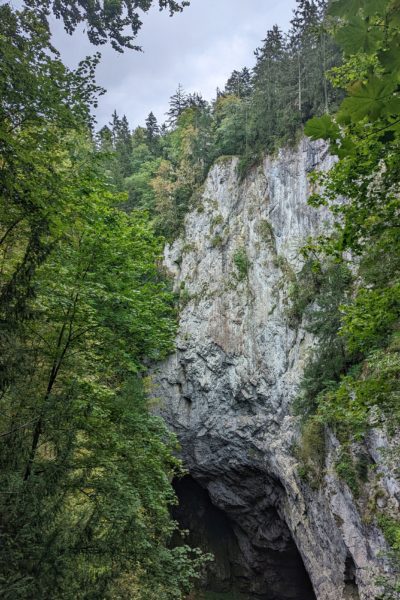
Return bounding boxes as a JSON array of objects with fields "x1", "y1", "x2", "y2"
[{"x1": 152, "y1": 139, "x2": 396, "y2": 600}]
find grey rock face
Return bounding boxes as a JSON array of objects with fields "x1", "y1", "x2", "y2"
[{"x1": 153, "y1": 140, "x2": 394, "y2": 599}]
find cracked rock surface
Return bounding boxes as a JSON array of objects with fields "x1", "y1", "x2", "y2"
[{"x1": 153, "y1": 140, "x2": 395, "y2": 599}]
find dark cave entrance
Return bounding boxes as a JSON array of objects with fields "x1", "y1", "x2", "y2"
[
  {"x1": 343, "y1": 553, "x2": 360, "y2": 599},
  {"x1": 172, "y1": 475, "x2": 316, "y2": 600}
]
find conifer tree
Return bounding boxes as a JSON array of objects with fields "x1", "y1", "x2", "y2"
[
  {"x1": 290, "y1": 0, "x2": 339, "y2": 118},
  {"x1": 146, "y1": 111, "x2": 160, "y2": 140},
  {"x1": 98, "y1": 125, "x2": 113, "y2": 150},
  {"x1": 250, "y1": 26, "x2": 296, "y2": 150},
  {"x1": 224, "y1": 67, "x2": 252, "y2": 98},
  {"x1": 145, "y1": 111, "x2": 161, "y2": 152},
  {"x1": 166, "y1": 84, "x2": 188, "y2": 127},
  {"x1": 110, "y1": 111, "x2": 133, "y2": 182},
  {"x1": 186, "y1": 92, "x2": 207, "y2": 110}
]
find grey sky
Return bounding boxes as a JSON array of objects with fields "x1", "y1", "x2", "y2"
[{"x1": 49, "y1": 0, "x2": 297, "y2": 129}]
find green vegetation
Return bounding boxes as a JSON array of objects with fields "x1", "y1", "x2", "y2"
[
  {"x1": 233, "y1": 248, "x2": 250, "y2": 280},
  {"x1": 210, "y1": 214, "x2": 224, "y2": 230},
  {"x1": 0, "y1": 4, "x2": 206, "y2": 598},
  {"x1": 25, "y1": 0, "x2": 189, "y2": 51},
  {"x1": 293, "y1": 1, "x2": 400, "y2": 589},
  {"x1": 211, "y1": 234, "x2": 224, "y2": 248},
  {"x1": 296, "y1": 0, "x2": 400, "y2": 443},
  {"x1": 376, "y1": 514, "x2": 400, "y2": 598},
  {"x1": 95, "y1": 1, "x2": 341, "y2": 239},
  {"x1": 295, "y1": 419, "x2": 326, "y2": 488},
  {"x1": 2, "y1": 0, "x2": 400, "y2": 596},
  {"x1": 257, "y1": 219, "x2": 275, "y2": 249},
  {"x1": 378, "y1": 515, "x2": 400, "y2": 557}
]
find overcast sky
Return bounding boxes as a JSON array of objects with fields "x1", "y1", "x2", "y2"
[{"x1": 48, "y1": 0, "x2": 297, "y2": 130}]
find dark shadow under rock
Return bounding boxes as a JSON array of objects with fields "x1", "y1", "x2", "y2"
[{"x1": 172, "y1": 476, "x2": 316, "y2": 600}]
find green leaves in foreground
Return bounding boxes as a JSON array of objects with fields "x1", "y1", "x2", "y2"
[
  {"x1": 335, "y1": 16, "x2": 384, "y2": 55},
  {"x1": 304, "y1": 113, "x2": 340, "y2": 141},
  {"x1": 0, "y1": 7, "x2": 205, "y2": 599},
  {"x1": 299, "y1": 0, "x2": 400, "y2": 536},
  {"x1": 339, "y1": 77, "x2": 400, "y2": 121},
  {"x1": 329, "y1": 0, "x2": 390, "y2": 18}
]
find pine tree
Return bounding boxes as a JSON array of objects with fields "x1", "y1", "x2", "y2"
[
  {"x1": 110, "y1": 109, "x2": 121, "y2": 145},
  {"x1": 224, "y1": 67, "x2": 252, "y2": 98},
  {"x1": 97, "y1": 124, "x2": 113, "y2": 151},
  {"x1": 251, "y1": 26, "x2": 296, "y2": 150},
  {"x1": 110, "y1": 111, "x2": 133, "y2": 182},
  {"x1": 289, "y1": 0, "x2": 339, "y2": 119},
  {"x1": 146, "y1": 111, "x2": 160, "y2": 140},
  {"x1": 186, "y1": 92, "x2": 207, "y2": 109},
  {"x1": 166, "y1": 83, "x2": 187, "y2": 127}
]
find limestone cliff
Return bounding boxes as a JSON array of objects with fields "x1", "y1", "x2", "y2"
[{"x1": 153, "y1": 139, "x2": 398, "y2": 600}]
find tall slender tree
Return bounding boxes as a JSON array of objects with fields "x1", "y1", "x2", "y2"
[
  {"x1": 146, "y1": 111, "x2": 160, "y2": 139},
  {"x1": 109, "y1": 111, "x2": 133, "y2": 183},
  {"x1": 166, "y1": 84, "x2": 188, "y2": 127}
]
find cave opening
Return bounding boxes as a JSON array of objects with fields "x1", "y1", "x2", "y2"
[
  {"x1": 343, "y1": 552, "x2": 360, "y2": 599},
  {"x1": 172, "y1": 475, "x2": 316, "y2": 600}
]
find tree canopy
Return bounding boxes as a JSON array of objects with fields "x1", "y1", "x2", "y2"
[
  {"x1": 23, "y1": 0, "x2": 190, "y2": 51},
  {"x1": 0, "y1": 5, "x2": 207, "y2": 598}
]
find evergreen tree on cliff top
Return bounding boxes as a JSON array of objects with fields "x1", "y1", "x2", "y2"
[
  {"x1": 224, "y1": 67, "x2": 252, "y2": 98},
  {"x1": 166, "y1": 83, "x2": 188, "y2": 127}
]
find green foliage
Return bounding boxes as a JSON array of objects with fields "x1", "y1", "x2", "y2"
[
  {"x1": 329, "y1": 0, "x2": 390, "y2": 18},
  {"x1": 210, "y1": 214, "x2": 224, "y2": 230},
  {"x1": 257, "y1": 219, "x2": 275, "y2": 248},
  {"x1": 0, "y1": 7, "x2": 206, "y2": 598},
  {"x1": 124, "y1": 156, "x2": 162, "y2": 210},
  {"x1": 375, "y1": 575, "x2": 400, "y2": 600},
  {"x1": 233, "y1": 248, "x2": 250, "y2": 280},
  {"x1": 211, "y1": 234, "x2": 224, "y2": 248},
  {"x1": 316, "y1": 338, "x2": 400, "y2": 439},
  {"x1": 293, "y1": 260, "x2": 353, "y2": 416},
  {"x1": 376, "y1": 513, "x2": 400, "y2": 598},
  {"x1": 214, "y1": 95, "x2": 248, "y2": 157},
  {"x1": 335, "y1": 16, "x2": 384, "y2": 56},
  {"x1": 179, "y1": 284, "x2": 192, "y2": 307},
  {"x1": 287, "y1": 259, "x2": 323, "y2": 325},
  {"x1": 377, "y1": 515, "x2": 400, "y2": 557},
  {"x1": 237, "y1": 149, "x2": 262, "y2": 180},
  {"x1": 335, "y1": 449, "x2": 360, "y2": 497},
  {"x1": 224, "y1": 68, "x2": 252, "y2": 99},
  {"x1": 295, "y1": 419, "x2": 326, "y2": 488},
  {"x1": 22, "y1": 0, "x2": 189, "y2": 52},
  {"x1": 297, "y1": 0, "x2": 400, "y2": 479},
  {"x1": 340, "y1": 283, "x2": 400, "y2": 355},
  {"x1": 304, "y1": 113, "x2": 340, "y2": 142}
]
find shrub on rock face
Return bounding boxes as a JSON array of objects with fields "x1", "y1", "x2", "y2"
[{"x1": 233, "y1": 248, "x2": 250, "y2": 280}]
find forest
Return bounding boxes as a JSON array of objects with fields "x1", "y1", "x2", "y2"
[{"x1": 0, "y1": 0, "x2": 399, "y2": 598}]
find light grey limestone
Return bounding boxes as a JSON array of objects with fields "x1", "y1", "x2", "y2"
[{"x1": 152, "y1": 139, "x2": 397, "y2": 599}]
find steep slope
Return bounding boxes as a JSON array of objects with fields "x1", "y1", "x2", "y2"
[{"x1": 153, "y1": 139, "x2": 397, "y2": 600}]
